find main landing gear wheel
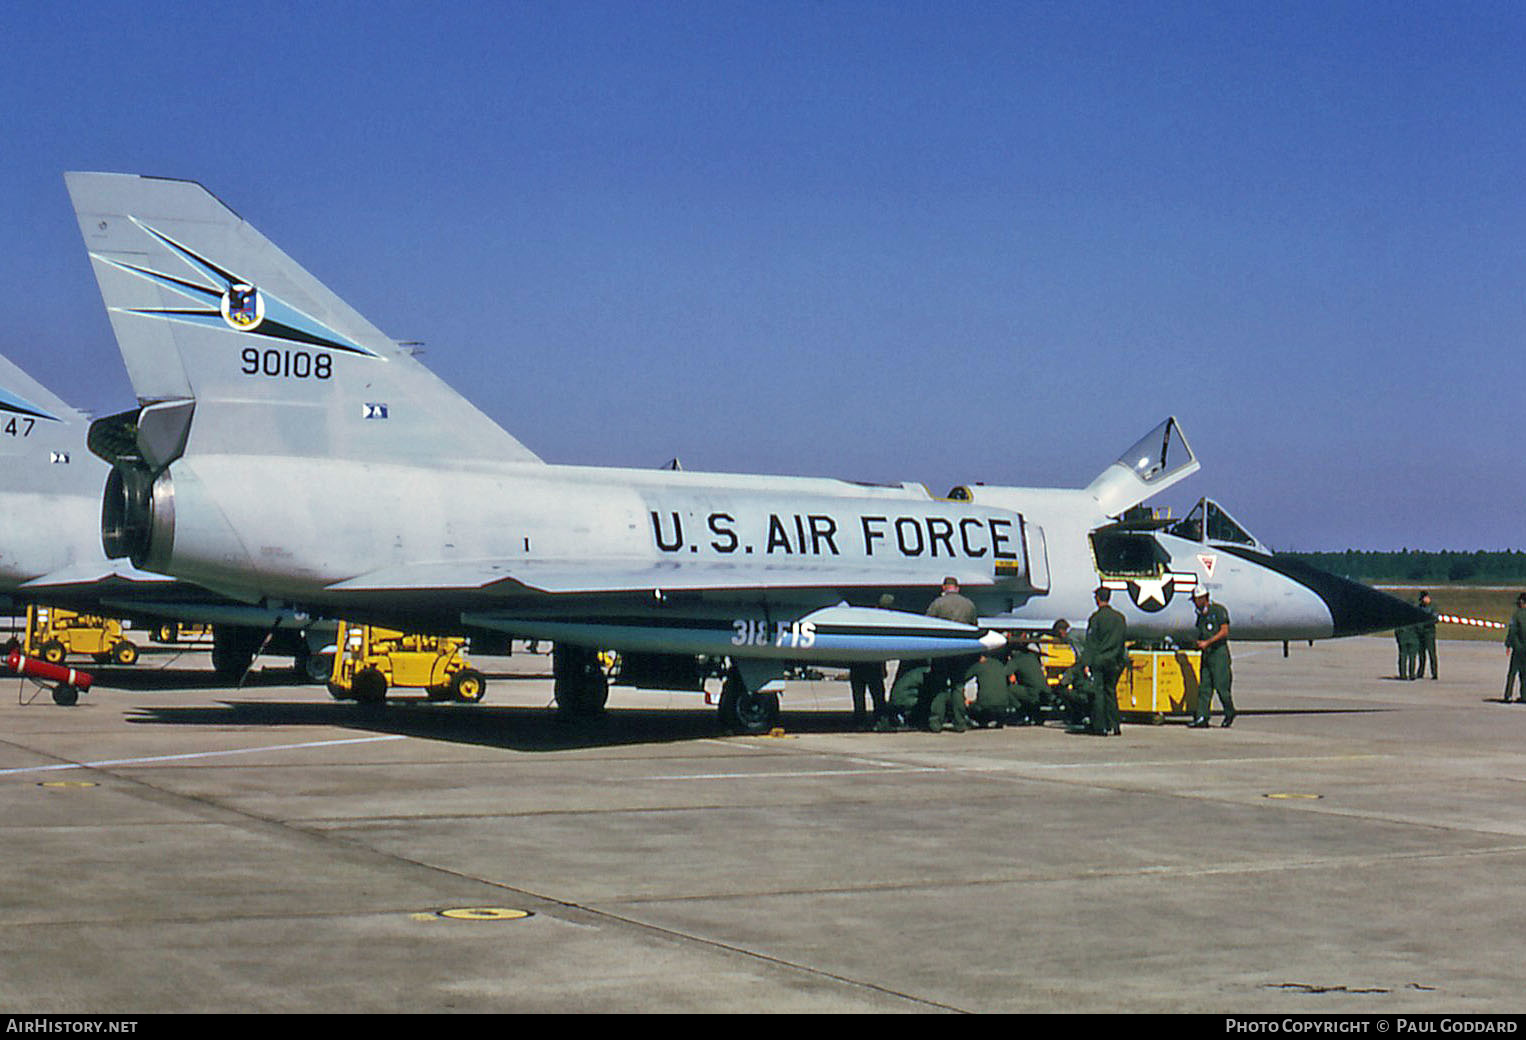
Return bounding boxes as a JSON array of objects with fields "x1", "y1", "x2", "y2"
[
  {"x1": 717, "y1": 674, "x2": 780, "y2": 735},
  {"x1": 553, "y1": 646, "x2": 608, "y2": 718},
  {"x1": 211, "y1": 626, "x2": 260, "y2": 681},
  {"x1": 300, "y1": 650, "x2": 335, "y2": 685}
]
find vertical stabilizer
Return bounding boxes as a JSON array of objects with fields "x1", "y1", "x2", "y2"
[
  {"x1": 65, "y1": 172, "x2": 541, "y2": 468},
  {"x1": 0, "y1": 351, "x2": 110, "y2": 584},
  {"x1": 0, "y1": 351, "x2": 92, "y2": 492}
]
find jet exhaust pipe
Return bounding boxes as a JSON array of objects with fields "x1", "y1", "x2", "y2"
[
  {"x1": 101, "y1": 463, "x2": 175, "y2": 571},
  {"x1": 90, "y1": 402, "x2": 189, "y2": 572}
]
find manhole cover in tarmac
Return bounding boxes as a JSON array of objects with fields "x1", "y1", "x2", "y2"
[{"x1": 435, "y1": 907, "x2": 534, "y2": 921}]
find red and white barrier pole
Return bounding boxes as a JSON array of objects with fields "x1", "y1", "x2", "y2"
[{"x1": 1437, "y1": 614, "x2": 1507, "y2": 631}]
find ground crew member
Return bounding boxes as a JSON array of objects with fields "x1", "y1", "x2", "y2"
[
  {"x1": 1048, "y1": 620, "x2": 1091, "y2": 729},
  {"x1": 966, "y1": 650, "x2": 1016, "y2": 728},
  {"x1": 1189, "y1": 587, "x2": 1235, "y2": 728},
  {"x1": 926, "y1": 577, "x2": 977, "y2": 733},
  {"x1": 1083, "y1": 588, "x2": 1127, "y2": 736},
  {"x1": 1396, "y1": 621, "x2": 1420, "y2": 680},
  {"x1": 1006, "y1": 639, "x2": 1047, "y2": 725},
  {"x1": 1416, "y1": 591, "x2": 1438, "y2": 680},
  {"x1": 1505, "y1": 593, "x2": 1526, "y2": 703},
  {"x1": 880, "y1": 659, "x2": 930, "y2": 730},
  {"x1": 848, "y1": 662, "x2": 886, "y2": 729},
  {"x1": 1051, "y1": 618, "x2": 1081, "y2": 658},
  {"x1": 1057, "y1": 665, "x2": 1104, "y2": 732}
]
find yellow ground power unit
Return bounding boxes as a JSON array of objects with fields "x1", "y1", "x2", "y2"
[
  {"x1": 1038, "y1": 640, "x2": 1202, "y2": 722},
  {"x1": 24, "y1": 605, "x2": 140, "y2": 666},
  {"x1": 1117, "y1": 648, "x2": 1202, "y2": 720},
  {"x1": 326, "y1": 622, "x2": 486, "y2": 705}
]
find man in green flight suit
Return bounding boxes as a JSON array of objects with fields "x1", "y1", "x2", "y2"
[
  {"x1": 925, "y1": 577, "x2": 977, "y2": 733},
  {"x1": 1189, "y1": 587, "x2": 1235, "y2": 728},
  {"x1": 1396, "y1": 621, "x2": 1419, "y2": 680},
  {"x1": 1416, "y1": 591, "x2": 1438, "y2": 680},
  {"x1": 966, "y1": 640, "x2": 1046, "y2": 728},
  {"x1": 1006, "y1": 639, "x2": 1048, "y2": 726},
  {"x1": 879, "y1": 658, "x2": 931, "y2": 731},
  {"x1": 1504, "y1": 593, "x2": 1526, "y2": 703},
  {"x1": 966, "y1": 650, "x2": 1016, "y2": 728},
  {"x1": 1083, "y1": 587, "x2": 1127, "y2": 736}
]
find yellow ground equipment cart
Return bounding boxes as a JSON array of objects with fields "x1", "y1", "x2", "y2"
[
  {"x1": 1039, "y1": 640, "x2": 1201, "y2": 723},
  {"x1": 25, "y1": 605, "x2": 140, "y2": 666},
  {"x1": 326, "y1": 622, "x2": 486, "y2": 705},
  {"x1": 150, "y1": 622, "x2": 212, "y2": 645}
]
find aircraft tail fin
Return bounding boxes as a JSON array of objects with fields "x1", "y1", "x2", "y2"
[
  {"x1": 0, "y1": 350, "x2": 95, "y2": 487},
  {"x1": 64, "y1": 172, "x2": 541, "y2": 467},
  {"x1": 0, "y1": 350, "x2": 113, "y2": 583}
]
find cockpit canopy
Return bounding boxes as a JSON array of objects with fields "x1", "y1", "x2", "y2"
[
  {"x1": 1118, "y1": 417, "x2": 1196, "y2": 486},
  {"x1": 1166, "y1": 498, "x2": 1268, "y2": 552},
  {"x1": 1086, "y1": 417, "x2": 1200, "y2": 517}
]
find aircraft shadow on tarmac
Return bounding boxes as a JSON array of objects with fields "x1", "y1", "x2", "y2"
[
  {"x1": 118, "y1": 699, "x2": 1393, "y2": 754},
  {"x1": 93, "y1": 652, "x2": 1392, "y2": 753},
  {"x1": 126, "y1": 700, "x2": 796, "y2": 752}
]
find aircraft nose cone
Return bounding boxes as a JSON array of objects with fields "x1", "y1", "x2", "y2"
[{"x1": 1263, "y1": 556, "x2": 1430, "y2": 638}]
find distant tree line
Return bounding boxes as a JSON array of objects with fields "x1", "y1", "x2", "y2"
[{"x1": 1280, "y1": 550, "x2": 1526, "y2": 584}]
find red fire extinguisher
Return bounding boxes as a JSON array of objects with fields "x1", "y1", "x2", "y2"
[{"x1": 6, "y1": 649, "x2": 94, "y2": 706}]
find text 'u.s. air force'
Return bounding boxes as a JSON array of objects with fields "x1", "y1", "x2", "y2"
[{"x1": 650, "y1": 510, "x2": 1017, "y2": 561}]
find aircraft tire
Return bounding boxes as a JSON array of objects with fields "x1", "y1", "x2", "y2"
[
  {"x1": 295, "y1": 646, "x2": 335, "y2": 685},
  {"x1": 211, "y1": 626, "x2": 261, "y2": 681},
  {"x1": 553, "y1": 646, "x2": 608, "y2": 717},
  {"x1": 351, "y1": 667, "x2": 388, "y2": 705},
  {"x1": 718, "y1": 676, "x2": 779, "y2": 735},
  {"x1": 211, "y1": 645, "x2": 254, "y2": 681}
]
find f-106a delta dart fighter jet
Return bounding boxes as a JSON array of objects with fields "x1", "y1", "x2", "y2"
[{"x1": 64, "y1": 172, "x2": 1425, "y2": 731}]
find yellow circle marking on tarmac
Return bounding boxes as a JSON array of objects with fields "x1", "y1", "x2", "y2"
[
  {"x1": 38, "y1": 781, "x2": 98, "y2": 788},
  {"x1": 1264, "y1": 792, "x2": 1323, "y2": 800},
  {"x1": 436, "y1": 907, "x2": 533, "y2": 922}
]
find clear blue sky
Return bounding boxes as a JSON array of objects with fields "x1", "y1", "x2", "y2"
[{"x1": 2, "y1": 1, "x2": 1521, "y2": 550}]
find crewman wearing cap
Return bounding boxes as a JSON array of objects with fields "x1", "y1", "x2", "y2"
[
  {"x1": 1189, "y1": 585, "x2": 1235, "y2": 728},
  {"x1": 925, "y1": 576, "x2": 978, "y2": 732},
  {"x1": 1083, "y1": 587, "x2": 1127, "y2": 736},
  {"x1": 1416, "y1": 591, "x2": 1438, "y2": 680}
]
